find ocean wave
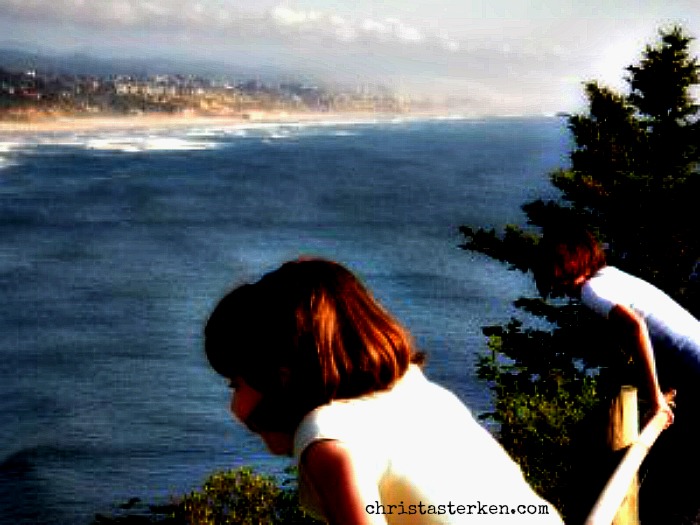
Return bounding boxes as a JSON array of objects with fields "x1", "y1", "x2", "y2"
[
  {"x1": 137, "y1": 117, "x2": 410, "y2": 142},
  {"x1": 9, "y1": 132, "x2": 222, "y2": 153},
  {"x1": 0, "y1": 141, "x2": 23, "y2": 170},
  {"x1": 1, "y1": 116, "x2": 478, "y2": 155},
  {"x1": 0, "y1": 140, "x2": 29, "y2": 153},
  {"x1": 429, "y1": 114, "x2": 471, "y2": 121},
  {"x1": 85, "y1": 135, "x2": 219, "y2": 152},
  {"x1": 332, "y1": 130, "x2": 359, "y2": 137},
  {"x1": 263, "y1": 128, "x2": 294, "y2": 140},
  {"x1": 178, "y1": 118, "x2": 377, "y2": 138}
]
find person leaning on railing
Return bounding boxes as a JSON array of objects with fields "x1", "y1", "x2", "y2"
[
  {"x1": 534, "y1": 227, "x2": 700, "y2": 428},
  {"x1": 204, "y1": 258, "x2": 565, "y2": 524}
]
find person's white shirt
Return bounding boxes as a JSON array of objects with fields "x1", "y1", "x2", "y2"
[
  {"x1": 293, "y1": 365, "x2": 564, "y2": 524},
  {"x1": 581, "y1": 266, "x2": 700, "y2": 360}
]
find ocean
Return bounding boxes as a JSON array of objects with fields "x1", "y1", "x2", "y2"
[{"x1": 0, "y1": 116, "x2": 568, "y2": 524}]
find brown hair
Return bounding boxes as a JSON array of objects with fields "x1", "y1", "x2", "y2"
[
  {"x1": 534, "y1": 227, "x2": 607, "y2": 298},
  {"x1": 204, "y1": 258, "x2": 422, "y2": 431}
]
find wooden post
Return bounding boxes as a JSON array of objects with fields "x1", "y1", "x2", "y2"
[
  {"x1": 586, "y1": 388, "x2": 670, "y2": 525},
  {"x1": 606, "y1": 386, "x2": 639, "y2": 525}
]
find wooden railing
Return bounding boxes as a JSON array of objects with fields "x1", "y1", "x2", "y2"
[{"x1": 584, "y1": 386, "x2": 670, "y2": 525}]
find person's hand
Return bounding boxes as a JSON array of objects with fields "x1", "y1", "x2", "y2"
[{"x1": 653, "y1": 390, "x2": 676, "y2": 429}]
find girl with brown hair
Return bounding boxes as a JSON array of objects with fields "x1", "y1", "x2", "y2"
[
  {"x1": 535, "y1": 227, "x2": 700, "y2": 426},
  {"x1": 205, "y1": 258, "x2": 563, "y2": 524}
]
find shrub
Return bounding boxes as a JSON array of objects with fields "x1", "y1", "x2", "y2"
[{"x1": 94, "y1": 467, "x2": 323, "y2": 525}]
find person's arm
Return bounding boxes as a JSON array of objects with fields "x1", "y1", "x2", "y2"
[
  {"x1": 608, "y1": 303, "x2": 674, "y2": 426},
  {"x1": 300, "y1": 440, "x2": 386, "y2": 525}
]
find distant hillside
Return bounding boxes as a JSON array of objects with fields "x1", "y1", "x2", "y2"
[{"x1": 0, "y1": 43, "x2": 286, "y2": 82}]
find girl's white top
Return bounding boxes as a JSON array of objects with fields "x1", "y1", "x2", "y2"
[
  {"x1": 293, "y1": 365, "x2": 564, "y2": 524},
  {"x1": 581, "y1": 266, "x2": 700, "y2": 355}
]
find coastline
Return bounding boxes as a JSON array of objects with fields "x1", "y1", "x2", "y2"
[{"x1": 0, "y1": 109, "x2": 464, "y2": 135}]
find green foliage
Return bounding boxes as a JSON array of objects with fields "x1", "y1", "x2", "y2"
[
  {"x1": 557, "y1": 26, "x2": 700, "y2": 300},
  {"x1": 175, "y1": 467, "x2": 321, "y2": 525},
  {"x1": 627, "y1": 27, "x2": 700, "y2": 126},
  {"x1": 475, "y1": 311, "x2": 637, "y2": 517},
  {"x1": 460, "y1": 25, "x2": 700, "y2": 523},
  {"x1": 478, "y1": 332, "x2": 597, "y2": 505},
  {"x1": 94, "y1": 467, "x2": 323, "y2": 525}
]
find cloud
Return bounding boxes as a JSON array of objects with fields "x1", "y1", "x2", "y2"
[
  {"x1": 385, "y1": 18, "x2": 424, "y2": 43},
  {"x1": 0, "y1": 0, "x2": 459, "y2": 51},
  {"x1": 271, "y1": 5, "x2": 322, "y2": 26},
  {"x1": 0, "y1": 0, "x2": 253, "y2": 32},
  {"x1": 267, "y1": 5, "x2": 438, "y2": 47}
]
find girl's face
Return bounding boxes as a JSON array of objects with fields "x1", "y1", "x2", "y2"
[{"x1": 229, "y1": 376, "x2": 294, "y2": 456}]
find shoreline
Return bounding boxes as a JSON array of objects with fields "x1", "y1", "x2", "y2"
[{"x1": 0, "y1": 109, "x2": 468, "y2": 135}]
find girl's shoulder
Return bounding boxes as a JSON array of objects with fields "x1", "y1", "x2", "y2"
[{"x1": 293, "y1": 366, "x2": 476, "y2": 460}]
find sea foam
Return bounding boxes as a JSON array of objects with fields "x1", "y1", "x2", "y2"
[
  {"x1": 0, "y1": 141, "x2": 22, "y2": 170},
  {"x1": 85, "y1": 135, "x2": 219, "y2": 152}
]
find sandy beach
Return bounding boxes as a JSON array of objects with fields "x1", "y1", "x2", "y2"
[{"x1": 0, "y1": 110, "x2": 452, "y2": 135}]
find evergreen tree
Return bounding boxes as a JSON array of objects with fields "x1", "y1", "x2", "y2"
[{"x1": 460, "y1": 26, "x2": 699, "y2": 523}]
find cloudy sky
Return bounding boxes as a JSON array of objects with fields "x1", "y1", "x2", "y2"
[{"x1": 1, "y1": 0, "x2": 698, "y2": 115}]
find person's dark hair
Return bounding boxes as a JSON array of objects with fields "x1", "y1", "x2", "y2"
[
  {"x1": 204, "y1": 258, "x2": 423, "y2": 432},
  {"x1": 534, "y1": 227, "x2": 607, "y2": 298}
]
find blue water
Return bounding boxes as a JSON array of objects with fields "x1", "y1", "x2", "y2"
[{"x1": 0, "y1": 116, "x2": 568, "y2": 524}]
